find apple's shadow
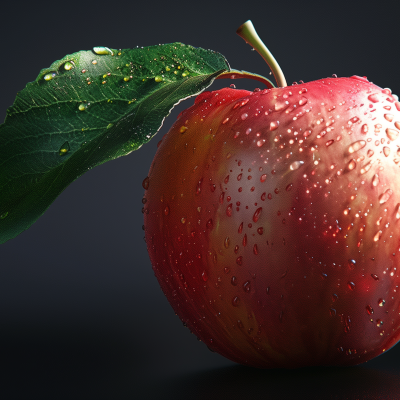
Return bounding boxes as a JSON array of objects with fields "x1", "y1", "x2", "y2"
[{"x1": 2, "y1": 320, "x2": 400, "y2": 400}]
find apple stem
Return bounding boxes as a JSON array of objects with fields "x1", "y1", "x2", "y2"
[{"x1": 236, "y1": 20, "x2": 287, "y2": 88}]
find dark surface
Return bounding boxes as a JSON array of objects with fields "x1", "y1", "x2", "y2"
[{"x1": 1, "y1": 1, "x2": 400, "y2": 399}]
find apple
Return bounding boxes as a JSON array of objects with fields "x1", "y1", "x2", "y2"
[{"x1": 142, "y1": 23, "x2": 400, "y2": 368}]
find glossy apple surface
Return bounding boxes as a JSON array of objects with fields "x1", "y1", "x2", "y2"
[{"x1": 143, "y1": 78, "x2": 400, "y2": 368}]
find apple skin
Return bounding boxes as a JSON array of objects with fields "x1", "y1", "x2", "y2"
[{"x1": 143, "y1": 77, "x2": 400, "y2": 368}]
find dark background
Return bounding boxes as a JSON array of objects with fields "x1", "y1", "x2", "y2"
[{"x1": 1, "y1": 1, "x2": 400, "y2": 399}]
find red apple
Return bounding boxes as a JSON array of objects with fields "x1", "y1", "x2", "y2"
[
  {"x1": 143, "y1": 76, "x2": 400, "y2": 368},
  {"x1": 142, "y1": 20, "x2": 400, "y2": 368}
]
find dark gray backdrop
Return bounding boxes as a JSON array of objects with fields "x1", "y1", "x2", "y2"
[{"x1": 2, "y1": 1, "x2": 400, "y2": 398}]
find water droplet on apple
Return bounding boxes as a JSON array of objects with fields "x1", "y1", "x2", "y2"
[
  {"x1": 366, "y1": 305, "x2": 374, "y2": 315},
  {"x1": 224, "y1": 237, "x2": 230, "y2": 248},
  {"x1": 379, "y1": 189, "x2": 393, "y2": 204},
  {"x1": 386, "y1": 128, "x2": 399, "y2": 141},
  {"x1": 362, "y1": 124, "x2": 369, "y2": 134},
  {"x1": 253, "y1": 207, "x2": 262, "y2": 222},
  {"x1": 346, "y1": 159, "x2": 356, "y2": 171},
  {"x1": 384, "y1": 114, "x2": 394, "y2": 122},
  {"x1": 348, "y1": 259, "x2": 356, "y2": 269},
  {"x1": 326, "y1": 139, "x2": 334, "y2": 147},
  {"x1": 373, "y1": 230, "x2": 382, "y2": 241},
  {"x1": 226, "y1": 204, "x2": 233, "y2": 217},
  {"x1": 347, "y1": 282, "x2": 355, "y2": 290},
  {"x1": 270, "y1": 121, "x2": 279, "y2": 131},
  {"x1": 395, "y1": 204, "x2": 400, "y2": 219},
  {"x1": 383, "y1": 146, "x2": 390, "y2": 157},
  {"x1": 253, "y1": 244, "x2": 258, "y2": 255},
  {"x1": 142, "y1": 176, "x2": 150, "y2": 190},
  {"x1": 275, "y1": 100, "x2": 289, "y2": 111},
  {"x1": 348, "y1": 140, "x2": 366, "y2": 154},
  {"x1": 372, "y1": 174, "x2": 380, "y2": 187},
  {"x1": 164, "y1": 206, "x2": 170, "y2": 216},
  {"x1": 232, "y1": 296, "x2": 240, "y2": 306},
  {"x1": 241, "y1": 113, "x2": 248, "y2": 120},
  {"x1": 378, "y1": 299, "x2": 386, "y2": 306},
  {"x1": 231, "y1": 276, "x2": 237, "y2": 286},
  {"x1": 243, "y1": 281, "x2": 251, "y2": 293},
  {"x1": 371, "y1": 274, "x2": 379, "y2": 280},
  {"x1": 260, "y1": 174, "x2": 267, "y2": 182},
  {"x1": 236, "y1": 256, "x2": 243, "y2": 265},
  {"x1": 368, "y1": 94, "x2": 380, "y2": 103},
  {"x1": 206, "y1": 218, "x2": 213, "y2": 229},
  {"x1": 289, "y1": 161, "x2": 304, "y2": 171},
  {"x1": 201, "y1": 270, "x2": 208, "y2": 282},
  {"x1": 286, "y1": 183, "x2": 293, "y2": 191}
]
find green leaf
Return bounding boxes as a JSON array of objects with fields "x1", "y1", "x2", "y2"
[{"x1": 0, "y1": 43, "x2": 229, "y2": 243}]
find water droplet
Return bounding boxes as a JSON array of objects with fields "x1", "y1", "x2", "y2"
[
  {"x1": 0, "y1": 211, "x2": 9, "y2": 219},
  {"x1": 373, "y1": 230, "x2": 382, "y2": 241},
  {"x1": 299, "y1": 97, "x2": 308, "y2": 106},
  {"x1": 236, "y1": 256, "x2": 243, "y2": 266},
  {"x1": 78, "y1": 104, "x2": 86, "y2": 111},
  {"x1": 361, "y1": 124, "x2": 369, "y2": 134},
  {"x1": 142, "y1": 176, "x2": 150, "y2": 190},
  {"x1": 180, "y1": 217, "x2": 186, "y2": 224},
  {"x1": 58, "y1": 141, "x2": 70, "y2": 156},
  {"x1": 232, "y1": 296, "x2": 240, "y2": 306},
  {"x1": 372, "y1": 174, "x2": 380, "y2": 187},
  {"x1": 395, "y1": 122, "x2": 400, "y2": 130},
  {"x1": 201, "y1": 270, "x2": 208, "y2": 282},
  {"x1": 379, "y1": 188, "x2": 393, "y2": 204},
  {"x1": 253, "y1": 244, "x2": 258, "y2": 255},
  {"x1": 346, "y1": 159, "x2": 356, "y2": 171},
  {"x1": 93, "y1": 46, "x2": 113, "y2": 55},
  {"x1": 386, "y1": 128, "x2": 399, "y2": 141},
  {"x1": 347, "y1": 281, "x2": 355, "y2": 290},
  {"x1": 164, "y1": 206, "x2": 170, "y2": 216},
  {"x1": 226, "y1": 204, "x2": 233, "y2": 217},
  {"x1": 260, "y1": 174, "x2": 267, "y2": 182},
  {"x1": 275, "y1": 100, "x2": 289, "y2": 111},
  {"x1": 241, "y1": 113, "x2": 248, "y2": 120},
  {"x1": 222, "y1": 117, "x2": 230, "y2": 124},
  {"x1": 224, "y1": 237, "x2": 230, "y2": 249},
  {"x1": 348, "y1": 259, "x2": 356, "y2": 269},
  {"x1": 383, "y1": 146, "x2": 390, "y2": 157},
  {"x1": 368, "y1": 94, "x2": 380, "y2": 103},
  {"x1": 44, "y1": 73, "x2": 56, "y2": 81},
  {"x1": 286, "y1": 183, "x2": 293, "y2": 191},
  {"x1": 155, "y1": 75, "x2": 163, "y2": 82},
  {"x1": 253, "y1": 207, "x2": 262, "y2": 222},
  {"x1": 231, "y1": 276, "x2": 237, "y2": 286},
  {"x1": 371, "y1": 274, "x2": 379, "y2": 280},
  {"x1": 242, "y1": 234, "x2": 247, "y2": 247},
  {"x1": 384, "y1": 114, "x2": 394, "y2": 122},
  {"x1": 257, "y1": 227, "x2": 263, "y2": 235},
  {"x1": 206, "y1": 218, "x2": 213, "y2": 229},
  {"x1": 64, "y1": 62, "x2": 73, "y2": 71},
  {"x1": 91, "y1": 60, "x2": 98, "y2": 65},
  {"x1": 289, "y1": 161, "x2": 304, "y2": 170},
  {"x1": 238, "y1": 222, "x2": 243, "y2": 234},
  {"x1": 395, "y1": 203, "x2": 400, "y2": 219},
  {"x1": 378, "y1": 299, "x2": 386, "y2": 307},
  {"x1": 243, "y1": 281, "x2": 251, "y2": 293},
  {"x1": 325, "y1": 139, "x2": 334, "y2": 147},
  {"x1": 270, "y1": 121, "x2": 279, "y2": 131},
  {"x1": 348, "y1": 140, "x2": 366, "y2": 154},
  {"x1": 366, "y1": 305, "x2": 374, "y2": 315}
]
